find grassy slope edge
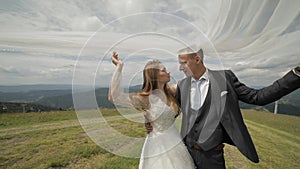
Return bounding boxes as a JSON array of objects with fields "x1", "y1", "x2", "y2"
[{"x1": 0, "y1": 109, "x2": 299, "y2": 169}]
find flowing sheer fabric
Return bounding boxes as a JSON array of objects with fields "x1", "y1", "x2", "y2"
[
  {"x1": 109, "y1": 63, "x2": 132, "y2": 107},
  {"x1": 178, "y1": 0, "x2": 299, "y2": 74}
]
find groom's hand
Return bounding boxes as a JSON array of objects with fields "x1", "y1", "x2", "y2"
[
  {"x1": 295, "y1": 62, "x2": 300, "y2": 76},
  {"x1": 145, "y1": 122, "x2": 153, "y2": 134}
]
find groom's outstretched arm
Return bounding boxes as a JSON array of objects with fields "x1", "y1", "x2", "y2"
[{"x1": 229, "y1": 64, "x2": 300, "y2": 106}]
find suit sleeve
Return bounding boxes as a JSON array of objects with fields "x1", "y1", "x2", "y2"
[{"x1": 227, "y1": 68, "x2": 300, "y2": 105}]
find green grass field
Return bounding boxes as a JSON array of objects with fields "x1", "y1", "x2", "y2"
[{"x1": 0, "y1": 109, "x2": 299, "y2": 169}]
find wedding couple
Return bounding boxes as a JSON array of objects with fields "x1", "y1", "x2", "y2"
[{"x1": 108, "y1": 47, "x2": 300, "y2": 169}]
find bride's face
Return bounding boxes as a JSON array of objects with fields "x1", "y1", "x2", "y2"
[{"x1": 157, "y1": 65, "x2": 170, "y2": 84}]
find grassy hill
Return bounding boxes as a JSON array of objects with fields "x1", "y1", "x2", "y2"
[{"x1": 0, "y1": 109, "x2": 299, "y2": 169}]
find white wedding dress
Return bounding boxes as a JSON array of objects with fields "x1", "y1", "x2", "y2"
[{"x1": 139, "y1": 94, "x2": 195, "y2": 169}]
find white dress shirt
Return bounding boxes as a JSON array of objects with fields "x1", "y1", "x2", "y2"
[{"x1": 190, "y1": 69, "x2": 209, "y2": 110}]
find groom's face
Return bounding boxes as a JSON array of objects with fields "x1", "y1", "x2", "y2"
[{"x1": 178, "y1": 54, "x2": 195, "y2": 77}]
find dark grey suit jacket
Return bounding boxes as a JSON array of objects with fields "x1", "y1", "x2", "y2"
[{"x1": 176, "y1": 69, "x2": 300, "y2": 163}]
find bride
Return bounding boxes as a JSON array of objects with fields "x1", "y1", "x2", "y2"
[{"x1": 109, "y1": 51, "x2": 195, "y2": 169}]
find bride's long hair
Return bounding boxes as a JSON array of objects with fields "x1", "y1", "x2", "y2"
[{"x1": 138, "y1": 60, "x2": 179, "y2": 113}]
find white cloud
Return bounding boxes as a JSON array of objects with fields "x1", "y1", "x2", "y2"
[
  {"x1": 71, "y1": 16, "x2": 103, "y2": 31},
  {"x1": 0, "y1": 0, "x2": 104, "y2": 31},
  {"x1": 0, "y1": 0, "x2": 299, "y2": 86}
]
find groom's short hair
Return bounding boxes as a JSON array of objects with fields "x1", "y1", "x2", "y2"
[{"x1": 177, "y1": 46, "x2": 204, "y2": 60}]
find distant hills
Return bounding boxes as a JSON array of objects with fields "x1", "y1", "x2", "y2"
[
  {"x1": 0, "y1": 84, "x2": 299, "y2": 116},
  {"x1": 0, "y1": 85, "x2": 115, "y2": 113},
  {"x1": 0, "y1": 84, "x2": 73, "y2": 92},
  {"x1": 0, "y1": 101, "x2": 59, "y2": 113}
]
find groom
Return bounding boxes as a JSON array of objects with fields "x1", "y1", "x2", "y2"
[{"x1": 175, "y1": 46, "x2": 300, "y2": 168}]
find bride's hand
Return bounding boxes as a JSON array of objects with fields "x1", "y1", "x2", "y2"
[{"x1": 112, "y1": 51, "x2": 122, "y2": 66}]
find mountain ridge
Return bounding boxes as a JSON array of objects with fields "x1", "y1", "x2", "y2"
[{"x1": 0, "y1": 84, "x2": 299, "y2": 116}]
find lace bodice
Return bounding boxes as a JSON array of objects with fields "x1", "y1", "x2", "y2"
[
  {"x1": 139, "y1": 93, "x2": 196, "y2": 169},
  {"x1": 146, "y1": 93, "x2": 177, "y2": 133}
]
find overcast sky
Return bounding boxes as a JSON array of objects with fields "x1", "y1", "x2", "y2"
[{"x1": 0, "y1": 0, "x2": 299, "y2": 87}]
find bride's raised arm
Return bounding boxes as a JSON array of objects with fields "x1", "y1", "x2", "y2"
[{"x1": 108, "y1": 52, "x2": 141, "y2": 108}]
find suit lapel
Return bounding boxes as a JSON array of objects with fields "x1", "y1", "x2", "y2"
[
  {"x1": 180, "y1": 77, "x2": 191, "y2": 137},
  {"x1": 197, "y1": 70, "x2": 227, "y2": 143}
]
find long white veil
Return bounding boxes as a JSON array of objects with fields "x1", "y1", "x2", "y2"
[
  {"x1": 177, "y1": 0, "x2": 299, "y2": 79},
  {"x1": 180, "y1": 0, "x2": 299, "y2": 53}
]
